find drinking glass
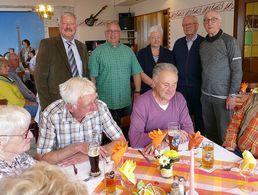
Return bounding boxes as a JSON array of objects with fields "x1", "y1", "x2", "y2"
[
  {"x1": 88, "y1": 142, "x2": 101, "y2": 176},
  {"x1": 201, "y1": 141, "x2": 214, "y2": 169},
  {"x1": 104, "y1": 160, "x2": 116, "y2": 194},
  {"x1": 239, "y1": 162, "x2": 256, "y2": 192},
  {"x1": 168, "y1": 122, "x2": 180, "y2": 151}
]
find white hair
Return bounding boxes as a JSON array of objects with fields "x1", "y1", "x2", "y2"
[
  {"x1": 148, "y1": 25, "x2": 163, "y2": 38},
  {"x1": 58, "y1": 12, "x2": 77, "y2": 24},
  {"x1": 59, "y1": 77, "x2": 96, "y2": 105},
  {"x1": 152, "y1": 63, "x2": 178, "y2": 79},
  {"x1": 0, "y1": 105, "x2": 31, "y2": 135}
]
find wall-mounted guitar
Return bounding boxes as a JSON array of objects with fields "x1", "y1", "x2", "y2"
[{"x1": 82, "y1": 5, "x2": 108, "y2": 27}]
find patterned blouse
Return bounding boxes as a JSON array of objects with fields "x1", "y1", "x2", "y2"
[{"x1": 0, "y1": 153, "x2": 36, "y2": 178}]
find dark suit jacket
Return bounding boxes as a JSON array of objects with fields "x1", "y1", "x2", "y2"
[{"x1": 35, "y1": 36, "x2": 89, "y2": 110}]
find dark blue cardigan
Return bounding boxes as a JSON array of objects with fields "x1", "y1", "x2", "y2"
[
  {"x1": 173, "y1": 35, "x2": 205, "y2": 87},
  {"x1": 137, "y1": 45, "x2": 174, "y2": 93}
]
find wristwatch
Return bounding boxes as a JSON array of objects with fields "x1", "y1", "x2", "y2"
[{"x1": 229, "y1": 94, "x2": 237, "y2": 98}]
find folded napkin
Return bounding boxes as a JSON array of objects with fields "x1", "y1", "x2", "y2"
[
  {"x1": 111, "y1": 141, "x2": 128, "y2": 166},
  {"x1": 241, "y1": 150, "x2": 257, "y2": 170},
  {"x1": 188, "y1": 131, "x2": 204, "y2": 150},
  {"x1": 149, "y1": 129, "x2": 167, "y2": 149},
  {"x1": 240, "y1": 82, "x2": 248, "y2": 93},
  {"x1": 119, "y1": 159, "x2": 136, "y2": 185}
]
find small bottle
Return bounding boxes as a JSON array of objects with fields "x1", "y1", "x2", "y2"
[
  {"x1": 171, "y1": 182, "x2": 179, "y2": 195},
  {"x1": 178, "y1": 177, "x2": 185, "y2": 195}
]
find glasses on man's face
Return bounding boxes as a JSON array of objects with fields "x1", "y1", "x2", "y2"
[
  {"x1": 203, "y1": 17, "x2": 219, "y2": 24},
  {"x1": 182, "y1": 23, "x2": 197, "y2": 27},
  {"x1": 0, "y1": 129, "x2": 32, "y2": 139},
  {"x1": 159, "y1": 80, "x2": 177, "y2": 89},
  {"x1": 106, "y1": 30, "x2": 120, "y2": 34}
]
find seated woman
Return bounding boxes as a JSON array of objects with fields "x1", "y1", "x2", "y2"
[
  {"x1": 129, "y1": 63, "x2": 194, "y2": 154},
  {"x1": 0, "y1": 105, "x2": 36, "y2": 178},
  {"x1": 0, "y1": 162, "x2": 88, "y2": 195},
  {"x1": 0, "y1": 57, "x2": 37, "y2": 117},
  {"x1": 223, "y1": 93, "x2": 258, "y2": 158}
]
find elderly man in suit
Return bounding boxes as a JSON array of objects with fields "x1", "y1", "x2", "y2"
[{"x1": 35, "y1": 12, "x2": 89, "y2": 110}]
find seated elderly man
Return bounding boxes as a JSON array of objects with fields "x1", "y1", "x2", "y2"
[
  {"x1": 36, "y1": 77, "x2": 126, "y2": 166},
  {"x1": 129, "y1": 63, "x2": 194, "y2": 154},
  {"x1": 0, "y1": 105, "x2": 36, "y2": 178},
  {"x1": 0, "y1": 57, "x2": 38, "y2": 117},
  {"x1": 223, "y1": 93, "x2": 258, "y2": 158},
  {"x1": 7, "y1": 53, "x2": 37, "y2": 102}
]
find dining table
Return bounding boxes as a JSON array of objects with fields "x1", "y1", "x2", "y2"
[{"x1": 62, "y1": 138, "x2": 258, "y2": 195}]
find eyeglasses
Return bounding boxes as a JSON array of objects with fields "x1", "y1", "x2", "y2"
[
  {"x1": 182, "y1": 23, "x2": 197, "y2": 27},
  {"x1": 106, "y1": 30, "x2": 120, "y2": 34},
  {"x1": 159, "y1": 80, "x2": 177, "y2": 89},
  {"x1": 203, "y1": 17, "x2": 219, "y2": 24},
  {"x1": 0, "y1": 129, "x2": 32, "y2": 139}
]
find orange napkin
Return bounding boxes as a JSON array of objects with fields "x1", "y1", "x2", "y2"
[
  {"x1": 240, "y1": 82, "x2": 248, "y2": 93},
  {"x1": 188, "y1": 131, "x2": 204, "y2": 150},
  {"x1": 149, "y1": 129, "x2": 167, "y2": 149},
  {"x1": 111, "y1": 141, "x2": 128, "y2": 166}
]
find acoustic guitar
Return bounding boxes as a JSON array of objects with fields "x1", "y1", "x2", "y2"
[{"x1": 85, "y1": 5, "x2": 107, "y2": 27}]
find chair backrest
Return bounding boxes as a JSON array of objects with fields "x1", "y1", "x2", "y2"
[
  {"x1": 0, "y1": 99, "x2": 7, "y2": 105},
  {"x1": 247, "y1": 82, "x2": 258, "y2": 92}
]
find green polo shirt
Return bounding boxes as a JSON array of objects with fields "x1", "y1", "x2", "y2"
[{"x1": 89, "y1": 42, "x2": 142, "y2": 109}]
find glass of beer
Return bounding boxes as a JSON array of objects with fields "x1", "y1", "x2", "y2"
[
  {"x1": 202, "y1": 141, "x2": 214, "y2": 169},
  {"x1": 88, "y1": 142, "x2": 101, "y2": 176},
  {"x1": 168, "y1": 122, "x2": 180, "y2": 151},
  {"x1": 104, "y1": 159, "x2": 116, "y2": 194}
]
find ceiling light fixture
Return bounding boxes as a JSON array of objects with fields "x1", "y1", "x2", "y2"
[{"x1": 36, "y1": 4, "x2": 54, "y2": 20}]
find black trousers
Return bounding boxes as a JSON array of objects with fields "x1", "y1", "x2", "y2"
[
  {"x1": 177, "y1": 86, "x2": 205, "y2": 135},
  {"x1": 102, "y1": 105, "x2": 132, "y2": 145}
]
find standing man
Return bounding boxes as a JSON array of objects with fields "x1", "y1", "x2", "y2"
[
  {"x1": 200, "y1": 10, "x2": 242, "y2": 145},
  {"x1": 35, "y1": 12, "x2": 89, "y2": 110},
  {"x1": 173, "y1": 15, "x2": 205, "y2": 135},
  {"x1": 89, "y1": 21, "x2": 142, "y2": 134}
]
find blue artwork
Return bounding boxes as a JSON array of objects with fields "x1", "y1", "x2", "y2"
[{"x1": 0, "y1": 11, "x2": 44, "y2": 55}]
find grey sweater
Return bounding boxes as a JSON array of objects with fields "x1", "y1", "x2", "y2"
[{"x1": 200, "y1": 30, "x2": 242, "y2": 97}]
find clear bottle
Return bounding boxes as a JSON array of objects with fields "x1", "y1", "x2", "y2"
[
  {"x1": 178, "y1": 177, "x2": 185, "y2": 195},
  {"x1": 171, "y1": 182, "x2": 179, "y2": 195}
]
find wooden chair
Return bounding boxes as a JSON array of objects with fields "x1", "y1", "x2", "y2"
[
  {"x1": 247, "y1": 82, "x2": 258, "y2": 92},
  {"x1": 0, "y1": 98, "x2": 39, "y2": 143},
  {"x1": 0, "y1": 99, "x2": 8, "y2": 105}
]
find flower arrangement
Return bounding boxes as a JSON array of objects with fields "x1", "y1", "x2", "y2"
[{"x1": 158, "y1": 149, "x2": 179, "y2": 169}]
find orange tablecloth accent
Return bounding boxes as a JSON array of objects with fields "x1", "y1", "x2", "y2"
[{"x1": 93, "y1": 149, "x2": 258, "y2": 194}]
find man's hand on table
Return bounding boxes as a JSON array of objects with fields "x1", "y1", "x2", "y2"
[
  {"x1": 59, "y1": 152, "x2": 88, "y2": 166},
  {"x1": 143, "y1": 141, "x2": 168, "y2": 155},
  {"x1": 179, "y1": 130, "x2": 189, "y2": 143}
]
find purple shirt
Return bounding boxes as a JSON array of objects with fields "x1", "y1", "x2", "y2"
[{"x1": 129, "y1": 90, "x2": 194, "y2": 148}]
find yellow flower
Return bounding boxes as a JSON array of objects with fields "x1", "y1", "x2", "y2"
[{"x1": 163, "y1": 149, "x2": 178, "y2": 159}]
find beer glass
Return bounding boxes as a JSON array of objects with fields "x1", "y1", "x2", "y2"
[
  {"x1": 104, "y1": 160, "x2": 116, "y2": 194},
  {"x1": 168, "y1": 122, "x2": 180, "y2": 151},
  {"x1": 202, "y1": 141, "x2": 214, "y2": 169},
  {"x1": 88, "y1": 142, "x2": 101, "y2": 176}
]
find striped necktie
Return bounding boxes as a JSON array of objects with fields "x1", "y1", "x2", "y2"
[{"x1": 66, "y1": 41, "x2": 79, "y2": 77}]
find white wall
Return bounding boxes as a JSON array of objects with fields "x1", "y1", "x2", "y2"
[
  {"x1": 130, "y1": 0, "x2": 234, "y2": 48},
  {"x1": 0, "y1": 0, "x2": 235, "y2": 47},
  {"x1": 74, "y1": 0, "x2": 128, "y2": 42}
]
